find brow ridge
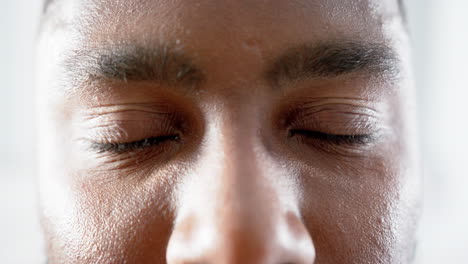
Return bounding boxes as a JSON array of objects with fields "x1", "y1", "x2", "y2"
[
  {"x1": 62, "y1": 43, "x2": 204, "y2": 94},
  {"x1": 266, "y1": 40, "x2": 399, "y2": 87}
]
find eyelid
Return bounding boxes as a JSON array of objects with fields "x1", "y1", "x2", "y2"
[
  {"x1": 284, "y1": 104, "x2": 381, "y2": 136},
  {"x1": 76, "y1": 108, "x2": 183, "y2": 143}
]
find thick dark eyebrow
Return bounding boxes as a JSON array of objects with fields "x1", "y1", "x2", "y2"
[
  {"x1": 265, "y1": 41, "x2": 400, "y2": 87},
  {"x1": 63, "y1": 44, "x2": 204, "y2": 93}
]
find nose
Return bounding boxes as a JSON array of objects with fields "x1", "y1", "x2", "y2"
[{"x1": 166, "y1": 123, "x2": 315, "y2": 264}]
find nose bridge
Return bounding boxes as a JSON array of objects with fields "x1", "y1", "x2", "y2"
[
  {"x1": 219, "y1": 113, "x2": 275, "y2": 217},
  {"x1": 166, "y1": 114, "x2": 315, "y2": 264},
  {"x1": 202, "y1": 105, "x2": 272, "y2": 210},
  {"x1": 201, "y1": 113, "x2": 282, "y2": 244}
]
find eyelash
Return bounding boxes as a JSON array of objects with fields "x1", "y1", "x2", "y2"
[
  {"x1": 88, "y1": 129, "x2": 373, "y2": 155},
  {"x1": 90, "y1": 134, "x2": 180, "y2": 154},
  {"x1": 288, "y1": 129, "x2": 375, "y2": 145}
]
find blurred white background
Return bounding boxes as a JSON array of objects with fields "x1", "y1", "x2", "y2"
[{"x1": 0, "y1": 0, "x2": 467, "y2": 263}]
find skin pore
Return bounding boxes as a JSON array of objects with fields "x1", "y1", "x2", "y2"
[{"x1": 36, "y1": 0, "x2": 421, "y2": 263}]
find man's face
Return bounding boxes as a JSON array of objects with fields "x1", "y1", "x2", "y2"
[{"x1": 36, "y1": 0, "x2": 420, "y2": 263}]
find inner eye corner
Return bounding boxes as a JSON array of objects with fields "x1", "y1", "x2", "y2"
[{"x1": 286, "y1": 128, "x2": 299, "y2": 138}]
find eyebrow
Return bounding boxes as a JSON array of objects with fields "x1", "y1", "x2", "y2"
[
  {"x1": 265, "y1": 41, "x2": 400, "y2": 87},
  {"x1": 62, "y1": 40, "x2": 399, "y2": 95},
  {"x1": 62, "y1": 44, "x2": 205, "y2": 94}
]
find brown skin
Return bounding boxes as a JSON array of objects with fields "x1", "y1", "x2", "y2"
[{"x1": 36, "y1": 0, "x2": 421, "y2": 263}]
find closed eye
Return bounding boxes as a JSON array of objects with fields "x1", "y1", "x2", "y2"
[
  {"x1": 89, "y1": 134, "x2": 180, "y2": 154},
  {"x1": 288, "y1": 129, "x2": 375, "y2": 145}
]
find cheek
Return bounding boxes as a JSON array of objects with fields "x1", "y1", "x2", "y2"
[
  {"x1": 39, "y1": 162, "x2": 178, "y2": 263},
  {"x1": 298, "y1": 153, "x2": 416, "y2": 263}
]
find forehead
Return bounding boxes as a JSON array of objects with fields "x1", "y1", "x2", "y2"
[
  {"x1": 40, "y1": 0, "x2": 407, "y2": 98},
  {"x1": 46, "y1": 0, "x2": 402, "y2": 45}
]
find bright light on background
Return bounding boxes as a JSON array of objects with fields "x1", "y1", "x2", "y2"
[
  {"x1": 0, "y1": 1, "x2": 467, "y2": 263},
  {"x1": 408, "y1": 0, "x2": 468, "y2": 263},
  {"x1": 1, "y1": 1, "x2": 44, "y2": 263}
]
